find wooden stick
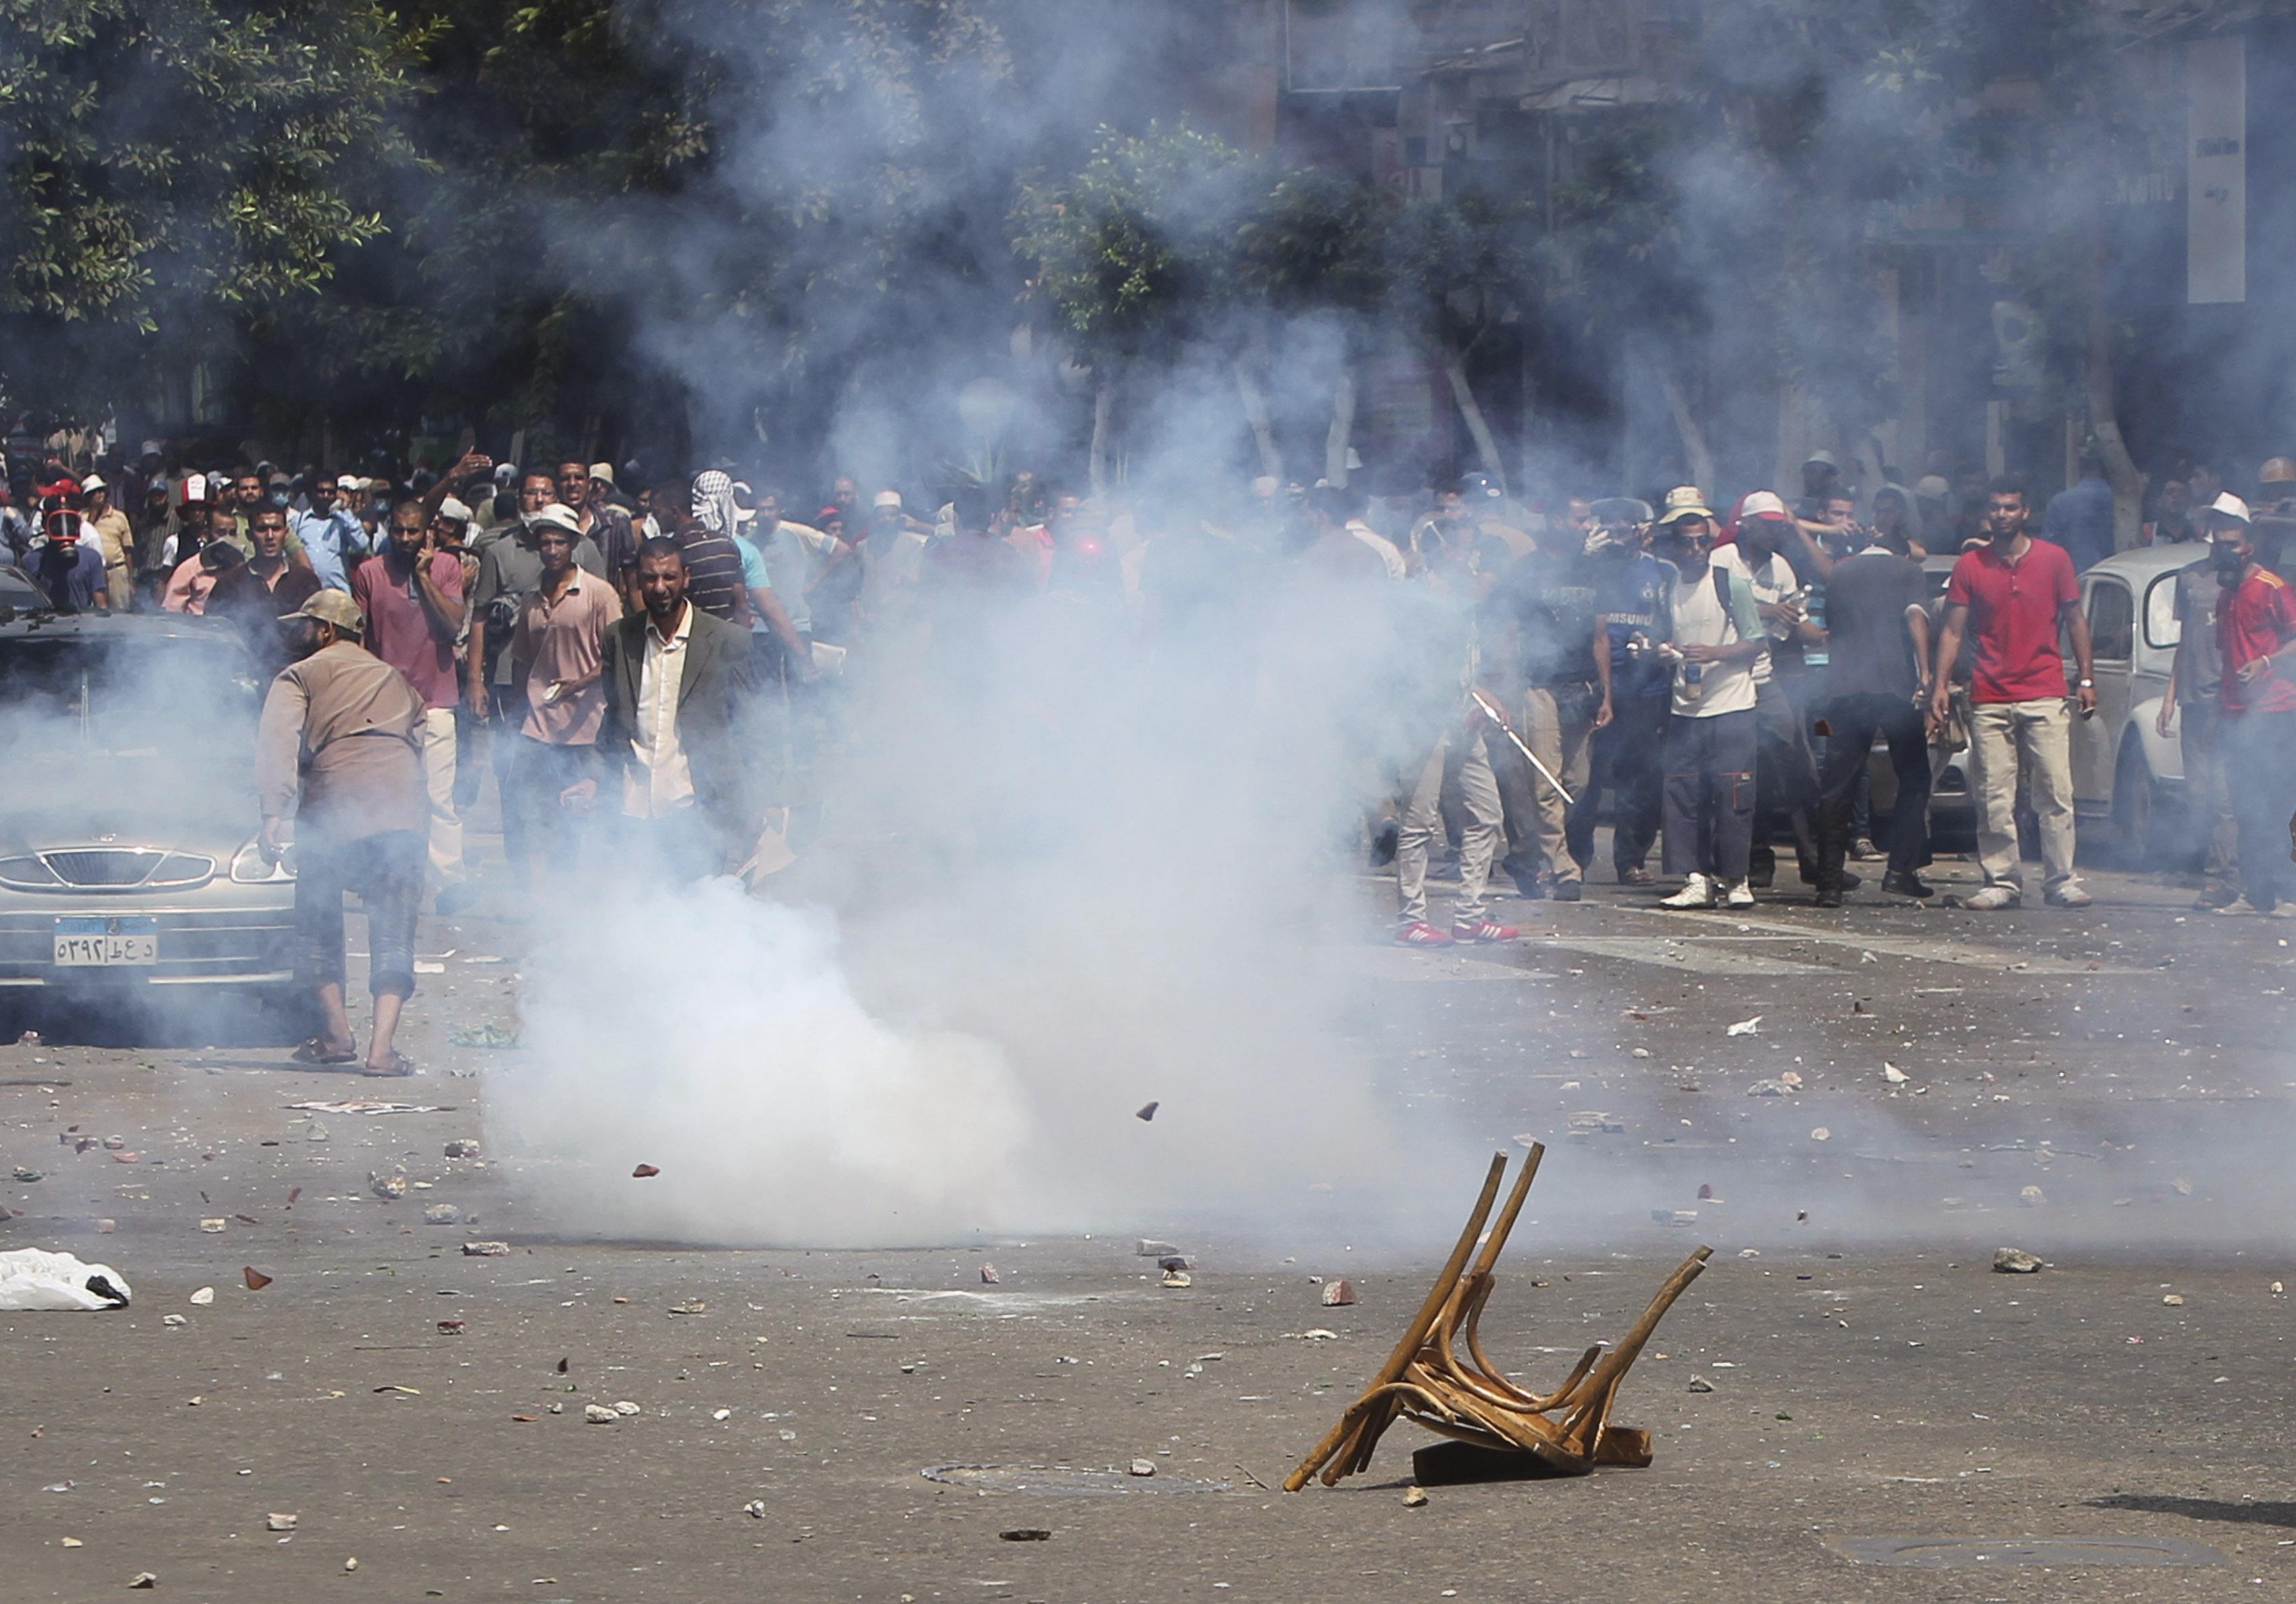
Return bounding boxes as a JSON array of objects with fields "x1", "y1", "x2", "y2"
[{"x1": 1282, "y1": 1152, "x2": 1511, "y2": 1492}]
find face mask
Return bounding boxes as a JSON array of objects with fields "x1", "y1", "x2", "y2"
[{"x1": 2214, "y1": 546, "x2": 2246, "y2": 576}]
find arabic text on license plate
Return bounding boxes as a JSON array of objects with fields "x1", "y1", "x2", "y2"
[{"x1": 53, "y1": 916, "x2": 159, "y2": 966}]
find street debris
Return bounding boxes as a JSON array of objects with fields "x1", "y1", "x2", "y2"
[
  {"x1": 1652, "y1": 1210, "x2": 1698, "y2": 1226},
  {"x1": 199, "y1": 1218, "x2": 226, "y2": 1233},
  {"x1": 1883, "y1": 1062, "x2": 1910, "y2": 1085},
  {"x1": 265, "y1": 1514, "x2": 296, "y2": 1532},
  {"x1": 161, "y1": 1314, "x2": 186, "y2": 1327},
  {"x1": 1321, "y1": 1278, "x2": 1356, "y2": 1307},
  {"x1": 1992, "y1": 1248, "x2": 2043, "y2": 1274},
  {"x1": 631, "y1": 1164, "x2": 660, "y2": 1179},
  {"x1": 1135, "y1": 1239, "x2": 1180, "y2": 1257},
  {"x1": 742, "y1": 1500, "x2": 767, "y2": 1519},
  {"x1": 128, "y1": 1572, "x2": 157, "y2": 1588},
  {"x1": 1287, "y1": 1146, "x2": 1707, "y2": 1491},
  {"x1": 1403, "y1": 1484, "x2": 1428, "y2": 1507},
  {"x1": 1161, "y1": 1268, "x2": 1193, "y2": 1288},
  {"x1": 286, "y1": 1100, "x2": 446, "y2": 1116},
  {"x1": 1135, "y1": 1101, "x2": 1158, "y2": 1122},
  {"x1": 437, "y1": 1319, "x2": 465, "y2": 1334},
  {"x1": 999, "y1": 1529, "x2": 1052, "y2": 1542},
  {"x1": 2162, "y1": 1293, "x2": 2185, "y2": 1307},
  {"x1": 462, "y1": 1241, "x2": 511, "y2": 1256},
  {"x1": 667, "y1": 1300, "x2": 706, "y2": 1315},
  {"x1": 1127, "y1": 1458, "x2": 1156, "y2": 1477},
  {"x1": 1688, "y1": 1376, "x2": 1715, "y2": 1393},
  {"x1": 0, "y1": 1248, "x2": 132, "y2": 1310},
  {"x1": 422, "y1": 1204, "x2": 462, "y2": 1226},
  {"x1": 1288, "y1": 1328, "x2": 1340, "y2": 1341},
  {"x1": 2020, "y1": 1185, "x2": 2047, "y2": 1208},
  {"x1": 1727, "y1": 1016, "x2": 1762, "y2": 1037},
  {"x1": 369, "y1": 1172, "x2": 407, "y2": 1201},
  {"x1": 188, "y1": 1287, "x2": 213, "y2": 1304},
  {"x1": 2171, "y1": 1177, "x2": 2195, "y2": 1196},
  {"x1": 612, "y1": 1401, "x2": 641, "y2": 1416},
  {"x1": 1810, "y1": 1128, "x2": 1831, "y2": 1142},
  {"x1": 1746, "y1": 1079, "x2": 1797, "y2": 1097},
  {"x1": 979, "y1": 1264, "x2": 999, "y2": 1284},
  {"x1": 447, "y1": 1024, "x2": 521, "y2": 1048},
  {"x1": 242, "y1": 1267, "x2": 273, "y2": 1291},
  {"x1": 443, "y1": 1140, "x2": 481, "y2": 1159},
  {"x1": 583, "y1": 1404, "x2": 618, "y2": 1424},
  {"x1": 11, "y1": 1166, "x2": 41, "y2": 1183}
]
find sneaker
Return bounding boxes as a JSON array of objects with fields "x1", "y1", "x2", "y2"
[
  {"x1": 2214, "y1": 898, "x2": 2268, "y2": 917},
  {"x1": 1721, "y1": 879, "x2": 1756, "y2": 909},
  {"x1": 1619, "y1": 865, "x2": 1655, "y2": 887},
  {"x1": 1849, "y1": 837, "x2": 1882, "y2": 860},
  {"x1": 1396, "y1": 921, "x2": 1453, "y2": 946},
  {"x1": 2194, "y1": 884, "x2": 2239, "y2": 910},
  {"x1": 1451, "y1": 919, "x2": 1520, "y2": 943},
  {"x1": 2044, "y1": 885, "x2": 2093, "y2": 909},
  {"x1": 1659, "y1": 874, "x2": 1715, "y2": 909},
  {"x1": 1963, "y1": 884, "x2": 2021, "y2": 910},
  {"x1": 1550, "y1": 879, "x2": 1583, "y2": 902},
  {"x1": 1881, "y1": 871, "x2": 1935, "y2": 899}
]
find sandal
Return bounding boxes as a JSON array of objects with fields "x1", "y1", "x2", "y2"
[
  {"x1": 292, "y1": 1038, "x2": 358, "y2": 1066},
  {"x1": 360, "y1": 1051, "x2": 417, "y2": 1078}
]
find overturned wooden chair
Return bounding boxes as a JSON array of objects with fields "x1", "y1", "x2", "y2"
[{"x1": 1284, "y1": 1146, "x2": 1711, "y2": 1490}]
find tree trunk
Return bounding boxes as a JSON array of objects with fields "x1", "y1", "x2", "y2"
[
  {"x1": 1653, "y1": 351, "x2": 1715, "y2": 495},
  {"x1": 1089, "y1": 371, "x2": 1114, "y2": 501},
  {"x1": 1324, "y1": 363, "x2": 1356, "y2": 488},
  {"x1": 2081, "y1": 227, "x2": 2144, "y2": 552},
  {"x1": 1441, "y1": 348, "x2": 1506, "y2": 491},
  {"x1": 1235, "y1": 334, "x2": 1282, "y2": 481}
]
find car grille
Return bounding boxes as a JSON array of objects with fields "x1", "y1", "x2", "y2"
[{"x1": 42, "y1": 850, "x2": 171, "y2": 887}]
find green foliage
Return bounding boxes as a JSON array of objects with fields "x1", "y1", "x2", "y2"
[{"x1": 0, "y1": 0, "x2": 423, "y2": 412}]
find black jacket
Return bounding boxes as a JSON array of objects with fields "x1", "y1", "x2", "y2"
[{"x1": 596, "y1": 604, "x2": 761, "y2": 855}]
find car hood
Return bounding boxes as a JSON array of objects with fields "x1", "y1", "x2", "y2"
[{"x1": 0, "y1": 754, "x2": 257, "y2": 859}]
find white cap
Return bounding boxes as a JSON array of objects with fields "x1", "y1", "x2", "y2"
[
  {"x1": 80, "y1": 473, "x2": 107, "y2": 493},
  {"x1": 2210, "y1": 491, "x2": 2252, "y2": 525},
  {"x1": 873, "y1": 489, "x2": 904, "y2": 509},
  {"x1": 1804, "y1": 448, "x2": 1840, "y2": 469},
  {"x1": 1738, "y1": 490, "x2": 1792, "y2": 521},
  {"x1": 531, "y1": 502, "x2": 583, "y2": 536},
  {"x1": 437, "y1": 496, "x2": 473, "y2": 525},
  {"x1": 138, "y1": 440, "x2": 163, "y2": 458},
  {"x1": 588, "y1": 463, "x2": 615, "y2": 484},
  {"x1": 182, "y1": 473, "x2": 207, "y2": 503},
  {"x1": 339, "y1": 475, "x2": 367, "y2": 493}
]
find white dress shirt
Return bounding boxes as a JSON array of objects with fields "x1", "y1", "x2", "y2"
[{"x1": 624, "y1": 603, "x2": 696, "y2": 818}]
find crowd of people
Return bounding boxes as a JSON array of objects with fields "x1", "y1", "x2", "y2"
[{"x1": 3, "y1": 430, "x2": 2294, "y2": 1068}]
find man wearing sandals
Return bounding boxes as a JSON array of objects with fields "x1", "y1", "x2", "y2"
[{"x1": 257, "y1": 591, "x2": 429, "y2": 1077}]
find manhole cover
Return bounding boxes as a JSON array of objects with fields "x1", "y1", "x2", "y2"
[
  {"x1": 1830, "y1": 1536, "x2": 2226, "y2": 1569},
  {"x1": 923, "y1": 1464, "x2": 1231, "y2": 1497}
]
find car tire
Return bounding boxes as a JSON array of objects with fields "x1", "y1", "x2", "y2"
[{"x1": 2111, "y1": 740, "x2": 2172, "y2": 869}]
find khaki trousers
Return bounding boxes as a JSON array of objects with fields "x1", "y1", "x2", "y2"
[
  {"x1": 420, "y1": 706, "x2": 464, "y2": 886},
  {"x1": 1397, "y1": 731, "x2": 1501, "y2": 927},
  {"x1": 1968, "y1": 698, "x2": 2080, "y2": 894}
]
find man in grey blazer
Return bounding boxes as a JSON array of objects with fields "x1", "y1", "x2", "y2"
[{"x1": 561, "y1": 535, "x2": 761, "y2": 878}]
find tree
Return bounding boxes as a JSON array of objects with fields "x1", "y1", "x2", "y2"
[
  {"x1": 0, "y1": 0, "x2": 422, "y2": 417},
  {"x1": 1390, "y1": 190, "x2": 1539, "y2": 491},
  {"x1": 1012, "y1": 121, "x2": 1262, "y2": 494}
]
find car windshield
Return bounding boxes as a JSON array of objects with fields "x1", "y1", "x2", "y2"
[
  {"x1": 2144, "y1": 573, "x2": 2181, "y2": 651},
  {"x1": 0, "y1": 632, "x2": 261, "y2": 773}
]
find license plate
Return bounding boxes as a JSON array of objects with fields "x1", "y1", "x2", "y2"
[{"x1": 53, "y1": 916, "x2": 159, "y2": 966}]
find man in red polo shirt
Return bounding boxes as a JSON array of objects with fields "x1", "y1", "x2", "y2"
[
  {"x1": 1928, "y1": 478, "x2": 2096, "y2": 909},
  {"x1": 2212, "y1": 505, "x2": 2296, "y2": 913}
]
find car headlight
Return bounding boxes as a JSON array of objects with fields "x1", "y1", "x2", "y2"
[{"x1": 230, "y1": 841, "x2": 295, "y2": 883}]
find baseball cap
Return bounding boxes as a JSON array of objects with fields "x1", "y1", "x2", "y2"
[
  {"x1": 1589, "y1": 496, "x2": 1654, "y2": 527},
  {"x1": 1914, "y1": 473, "x2": 1951, "y2": 500},
  {"x1": 1804, "y1": 448, "x2": 1840, "y2": 469},
  {"x1": 588, "y1": 463, "x2": 615, "y2": 485},
  {"x1": 873, "y1": 489, "x2": 904, "y2": 510},
  {"x1": 182, "y1": 474, "x2": 207, "y2": 503},
  {"x1": 1458, "y1": 471, "x2": 1504, "y2": 500},
  {"x1": 436, "y1": 496, "x2": 473, "y2": 525},
  {"x1": 1656, "y1": 486, "x2": 1716, "y2": 525},
  {"x1": 293, "y1": 591, "x2": 365, "y2": 631},
  {"x1": 531, "y1": 502, "x2": 583, "y2": 537},
  {"x1": 80, "y1": 473, "x2": 107, "y2": 493},
  {"x1": 2209, "y1": 492, "x2": 2252, "y2": 525},
  {"x1": 1738, "y1": 490, "x2": 1792, "y2": 522}
]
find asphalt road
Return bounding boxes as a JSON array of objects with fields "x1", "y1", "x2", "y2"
[{"x1": 2, "y1": 844, "x2": 2293, "y2": 1603}]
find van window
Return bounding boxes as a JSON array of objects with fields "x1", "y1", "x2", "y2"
[
  {"x1": 2144, "y1": 573, "x2": 2182, "y2": 650},
  {"x1": 2087, "y1": 577, "x2": 2133, "y2": 660}
]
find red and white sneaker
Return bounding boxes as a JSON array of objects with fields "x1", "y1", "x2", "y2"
[
  {"x1": 1395, "y1": 921, "x2": 1454, "y2": 946},
  {"x1": 1450, "y1": 919, "x2": 1519, "y2": 943}
]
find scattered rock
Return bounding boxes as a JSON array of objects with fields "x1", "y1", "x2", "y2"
[
  {"x1": 161, "y1": 1314, "x2": 186, "y2": 1328},
  {"x1": 2170, "y1": 1177, "x2": 2195, "y2": 1197},
  {"x1": 265, "y1": 1514, "x2": 296, "y2": 1532},
  {"x1": 630, "y1": 1164, "x2": 660, "y2": 1179},
  {"x1": 461, "y1": 1241, "x2": 511, "y2": 1256},
  {"x1": 368, "y1": 1172, "x2": 406, "y2": 1201},
  {"x1": 60, "y1": 1537, "x2": 82, "y2": 1547},
  {"x1": 582, "y1": 1404, "x2": 618, "y2": 1424},
  {"x1": 742, "y1": 1500, "x2": 766, "y2": 1519},
  {"x1": 199, "y1": 1218, "x2": 226, "y2": 1234},
  {"x1": 999, "y1": 1529, "x2": 1051, "y2": 1543},
  {"x1": 1992, "y1": 1248, "x2": 2043, "y2": 1274},
  {"x1": 1320, "y1": 1278, "x2": 1356, "y2": 1307},
  {"x1": 1135, "y1": 1239, "x2": 1179, "y2": 1258},
  {"x1": 304, "y1": 1123, "x2": 328, "y2": 1143},
  {"x1": 128, "y1": 1572, "x2": 157, "y2": 1588},
  {"x1": 443, "y1": 1140, "x2": 481, "y2": 1160},
  {"x1": 1155, "y1": 1254, "x2": 1195, "y2": 1272},
  {"x1": 1651, "y1": 1209, "x2": 1698, "y2": 1226},
  {"x1": 2273, "y1": 1281, "x2": 2285, "y2": 1296},
  {"x1": 241, "y1": 1266, "x2": 272, "y2": 1291},
  {"x1": 2162, "y1": 1293, "x2": 2185, "y2": 1308},
  {"x1": 1135, "y1": 1102, "x2": 1158, "y2": 1122},
  {"x1": 612, "y1": 1401, "x2": 641, "y2": 1416},
  {"x1": 1688, "y1": 1376, "x2": 1715, "y2": 1393},
  {"x1": 1745, "y1": 1079, "x2": 1796, "y2": 1097},
  {"x1": 1289, "y1": 1328, "x2": 1340, "y2": 1341},
  {"x1": 1161, "y1": 1268, "x2": 1193, "y2": 1288},
  {"x1": 188, "y1": 1287, "x2": 213, "y2": 1305},
  {"x1": 11, "y1": 1167, "x2": 41, "y2": 1183},
  {"x1": 1126, "y1": 1459, "x2": 1155, "y2": 1478},
  {"x1": 343, "y1": 1559, "x2": 357, "y2": 1572},
  {"x1": 1727, "y1": 1016, "x2": 1762, "y2": 1037},
  {"x1": 102, "y1": 1137, "x2": 125, "y2": 1151},
  {"x1": 422, "y1": 1204, "x2": 463, "y2": 1226},
  {"x1": 977, "y1": 1264, "x2": 999, "y2": 1285},
  {"x1": 1403, "y1": 1485, "x2": 1428, "y2": 1507},
  {"x1": 1883, "y1": 1062, "x2": 1910, "y2": 1085},
  {"x1": 667, "y1": 1299, "x2": 705, "y2": 1315},
  {"x1": 2020, "y1": 1185, "x2": 2046, "y2": 1208},
  {"x1": 1810, "y1": 1127, "x2": 1831, "y2": 1142}
]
